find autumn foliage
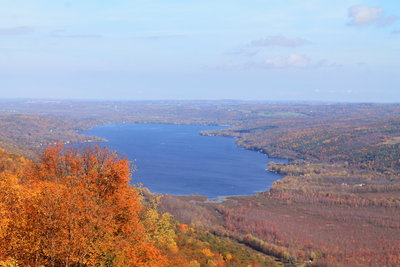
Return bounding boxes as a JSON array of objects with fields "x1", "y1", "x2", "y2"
[
  {"x1": 0, "y1": 144, "x2": 167, "y2": 266},
  {"x1": 0, "y1": 145, "x2": 282, "y2": 267}
]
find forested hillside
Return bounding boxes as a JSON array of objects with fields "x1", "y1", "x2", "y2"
[
  {"x1": 0, "y1": 145, "x2": 279, "y2": 266},
  {"x1": 0, "y1": 100, "x2": 400, "y2": 266}
]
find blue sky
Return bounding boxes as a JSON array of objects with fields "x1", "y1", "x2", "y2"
[{"x1": 0, "y1": 0, "x2": 399, "y2": 102}]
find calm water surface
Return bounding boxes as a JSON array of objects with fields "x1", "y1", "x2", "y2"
[{"x1": 80, "y1": 123, "x2": 286, "y2": 198}]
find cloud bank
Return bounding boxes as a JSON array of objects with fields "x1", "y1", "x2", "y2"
[
  {"x1": 218, "y1": 54, "x2": 338, "y2": 70},
  {"x1": 348, "y1": 6, "x2": 398, "y2": 27},
  {"x1": 264, "y1": 53, "x2": 311, "y2": 68}
]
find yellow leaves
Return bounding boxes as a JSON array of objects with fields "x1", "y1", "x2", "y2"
[
  {"x1": 201, "y1": 248, "x2": 214, "y2": 257},
  {"x1": 224, "y1": 253, "x2": 233, "y2": 261},
  {"x1": 0, "y1": 257, "x2": 20, "y2": 267},
  {"x1": 168, "y1": 244, "x2": 180, "y2": 254},
  {"x1": 189, "y1": 260, "x2": 201, "y2": 267},
  {"x1": 142, "y1": 208, "x2": 177, "y2": 250},
  {"x1": 322, "y1": 136, "x2": 339, "y2": 144}
]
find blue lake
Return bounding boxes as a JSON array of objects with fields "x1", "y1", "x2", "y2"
[{"x1": 80, "y1": 123, "x2": 286, "y2": 198}]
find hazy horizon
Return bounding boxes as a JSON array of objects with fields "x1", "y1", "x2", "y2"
[
  {"x1": 1, "y1": 1, "x2": 399, "y2": 102},
  {"x1": 1, "y1": 97, "x2": 400, "y2": 104}
]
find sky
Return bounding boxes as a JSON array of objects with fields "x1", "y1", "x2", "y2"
[{"x1": 0, "y1": 0, "x2": 399, "y2": 102}]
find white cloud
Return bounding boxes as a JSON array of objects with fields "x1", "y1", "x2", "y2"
[
  {"x1": 250, "y1": 35, "x2": 310, "y2": 47},
  {"x1": 348, "y1": 6, "x2": 398, "y2": 27},
  {"x1": 217, "y1": 54, "x2": 338, "y2": 70},
  {"x1": 265, "y1": 54, "x2": 311, "y2": 68},
  {"x1": 226, "y1": 35, "x2": 310, "y2": 58},
  {"x1": 348, "y1": 6, "x2": 382, "y2": 26}
]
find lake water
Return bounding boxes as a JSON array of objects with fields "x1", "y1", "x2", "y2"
[{"x1": 80, "y1": 123, "x2": 286, "y2": 198}]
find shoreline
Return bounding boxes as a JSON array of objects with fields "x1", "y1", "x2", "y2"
[{"x1": 77, "y1": 122, "x2": 288, "y2": 199}]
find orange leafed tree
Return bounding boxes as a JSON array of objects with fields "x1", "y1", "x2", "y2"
[{"x1": 0, "y1": 144, "x2": 168, "y2": 266}]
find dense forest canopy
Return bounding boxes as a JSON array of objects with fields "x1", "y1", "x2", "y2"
[
  {"x1": 0, "y1": 144, "x2": 279, "y2": 266},
  {"x1": 0, "y1": 145, "x2": 170, "y2": 266}
]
